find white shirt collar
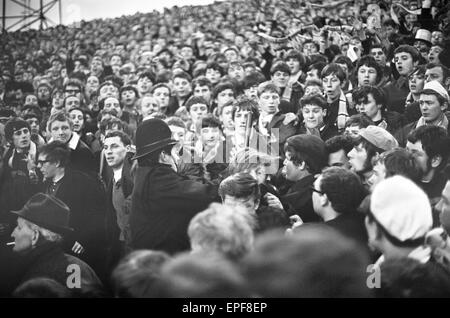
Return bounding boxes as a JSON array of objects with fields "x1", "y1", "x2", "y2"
[{"x1": 68, "y1": 132, "x2": 80, "y2": 150}]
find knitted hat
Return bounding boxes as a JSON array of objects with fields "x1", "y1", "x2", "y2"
[{"x1": 370, "y1": 175, "x2": 433, "y2": 242}]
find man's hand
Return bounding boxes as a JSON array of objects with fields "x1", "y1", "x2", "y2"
[
  {"x1": 283, "y1": 112, "x2": 298, "y2": 126},
  {"x1": 72, "y1": 241, "x2": 84, "y2": 255},
  {"x1": 264, "y1": 193, "x2": 284, "y2": 210}
]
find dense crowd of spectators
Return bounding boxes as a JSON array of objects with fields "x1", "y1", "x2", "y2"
[{"x1": 1, "y1": 0, "x2": 450, "y2": 298}]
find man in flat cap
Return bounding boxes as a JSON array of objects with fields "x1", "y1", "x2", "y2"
[{"x1": 130, "y1": 118, "x2": 218, "y2": 254}]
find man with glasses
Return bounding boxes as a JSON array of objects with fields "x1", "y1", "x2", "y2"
[
  {"x1": 37, "y1": 141, "x2": 107, "y2": 281},
  {"x1": 312, "y1": 167, "x2": 368, "y2": 248}
]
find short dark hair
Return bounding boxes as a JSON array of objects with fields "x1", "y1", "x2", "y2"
[
  {"x1": 192, "y1": 76, "x2": 212, "y2": 90},
  {"x1": 232, "y1": 97, "x2": 259, "y2": 123},
  {"x1": 355, "y1": 55, "x2": 383, "y2": 84},
  {"x1": 299, "y1": 94, "x2": 328, "y2": 110},
  {"x1": 120, "y1": 85, "x2": 140, "y2": 99},
  {"x1": 270, "y1": 61, "x2": 291, "y2": 75},
  {"x1": 319, "y1": 167, "x2": 365, "y2": 213},
  {"x1": 104, "y1": 130, "x2": 132, "y2": 146},
  {"x1": 394, "y1": 45, "x2": 421, "y2": 63},
  {"x1": 333, "y1": 55, "x2": 354, "y2": 73},
  {"x1": 39, "y1": 141, "x2": 71, "y2": 167},
  {"x1": 374, "y1": 148, "x2": 422, "y2": 182},
  {"x1": 138, "y1": 71, "x2": 156, "y2": 83},
  {"x1": 307, "y1": 62, "x2": 327, "y2": 75},
  {"x1": 345, "y1": 114, "x2": 374, "y2": 128},
  {"x1": 407, "y1": 126, "x2": 450, "y2": 170},
  {"x1": 185, "y1": 96, "x2": 209, "y2": 112},
  {"x1": 325, "y1": 134, "x2": 354, "y2": 155},
  {"x1": 150, "y1": 83, "x2": 171, "y2": 95},
  {"x1": 285, "y1": 50, "x2": 307, "y2": 71},
  {"x1": 206, "y1": 62, "x2": 225, "y2": 76},
  {"x1": 219, "y1": 172, "x2": 260, "y2": 203},
  {"x1": 352, "y1": 86, "x2": 386, "y2": 109},
  {"x1": 242, "y1": 72, "x2": 266, "y2": 90},
  {"x1": 201, "y1": 114, "x2": 221, "y2": 129},
  {"x1": 321, "y1": 63, "x2": 346, "y2": 83},
  {"x1": 212, "y1": 82, "x2": 235, "y2": 101},
  {"x1": 172, "y1": 70, "x2": 192, "y2": 82},
  {"x1": 284, "y1": 135, "x2": 328, "y2": 174},
  {"x1": 426, "y1": 62, "x2": 450, "y2": 81}
]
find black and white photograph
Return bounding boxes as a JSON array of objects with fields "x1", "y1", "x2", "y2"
[{"x1": 1, "y1": 0, "x2": 450, "y2": 301}]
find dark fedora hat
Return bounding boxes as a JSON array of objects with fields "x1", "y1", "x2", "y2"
[
  {"x1": 132, "y1": 118, "x2": 177, "y2": 160},
  {"x1": 10, "y1": 193, "x2": 74, "y2": 236}
]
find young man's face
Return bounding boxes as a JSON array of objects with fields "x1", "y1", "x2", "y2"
[
  {"x1": 428, "y1": 46, "x2": 443, "y2": 63},
  {"x1": 419, "y1": 93, "x2": 446, "y2": 123},
  {"x1": 322, "y1": 73, "x2": 342, "y2": 101},
  {"x1": 25, "y1": 95, "x2": 38, "y2": 106},
  {"x1": 370, "y1": 48, "x2": 386, "y2": 66},
  {"x1": 37, "y1": 153, "x2": 59, "y2": 180},
  {"x1": 228, "y1": 64, "x2": 245, "y2": 81},
  {"x1": 121, "y1": 90, "x2": 137, "y2": 107},
  {"x1": 201, "y1": 126, "x2": 221, "y2": 148},
  {"x1": 271, "y1": 71, "x2": 290, "y2": 88},
  {"x1": 64, "y1": 84, "x2": 82, "y2": 99},
  {"x1": 244, "y1": 85, "x2": 258, "y2": 100},
  {"x1": 394, "y1": 52, "x2": 416, "y2": 76},
  {"x1": 304, "y1": 84, "x2": 322, "y2": 96},
  {"x1": 64, "y1": 96, "x2": 80, "y2": 112},
  {"x1": 86, "y1": 76, "x2": 100, "y2": 93},
  {"x1": 409, "y1": 71, "x2": 425, "y2": 95},
  {"x1": 219, "y1": 105, "x2": 234, "y2": 131},
  {"x1": 169, "y1": 125, "x2": 186, "y2": 150},
  {"x1": 355, "y1": 93, "x2": 381, "y2": 121},
  {"x1": 99, "y1": 84, "x2": 119, "y2": 100},
  {"x1": 348, "y1": 142, "x2": 368, "y2": 173},
  {"x1": 328, "y1": 149, "x2": 350, "y2": 169},
  {"x1": 367, "y1": 161, "x2": 386, "y2": 192},
  {"x1": 357, "y1": 65, "x2": 378, "y2": 86},
  {"x1": 302, "y1": 104, "x2": 326, "y2": 129},
  {"x1": 216, "y1": 88, "x2": 235, "y2": 108},
  {"x1": 12, "y1": 127, "x2": 31, "y2": 150},
  {"x1": 432, "y1": 31, "x2": 444, "y2": 45},
  {"x1": 104, "y1": 136, "x2": 128, "y2": 169},
  {"x1": 137, "y1": 76, "x2": 153, "y2": 94},
  {"x1": 406, "y1": 140, "x2": 430, "y2": 177},
  {"x1": 303, "y1": 42, "x2": 318, "y2": 56},
  {"x1": 282, "y1": 151, "x2": 303, "y2": 182},
  {"x1": 205, "y1": 68, "x2": 221, "y2": 84},
  {"x1": 425, "y1": 66, "x2": 445, "y2": 84},
  {"x1": 50, "y1": 120, "x2": 72, "y2": 144},
  {"x1": 234, "y1": 109, "x2": 252, "y2": 135},
  {"x1": 25, "y1": 117, "x2": 40, "y2": 135},
  {"x1": 259, "y1": 90, "x2": 280, "y2": 114},
  {"x1": 189, "y1": 103, "x2": 208, "y2": 124},
  {"x1": 193, "y1": 85, "x2": 212, "y2": 104},
  {"x1": 286, "y1": 58, "x2": 301, "y2": 74},
  {"x1": 153, "y1": 87, "x2": 170, "y2": 108},
  {"x1": 69, "y1": 109, "x2": 84, "y2": 133},
  {"x1": 37, "y1": 86, "x2": 51, "y2": 101},
  {"x1": 173, "y1": 77, "x2": 192, "y2": 98}
]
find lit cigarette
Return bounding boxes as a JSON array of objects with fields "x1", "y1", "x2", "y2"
[{"x1": 6, "y1": 242, "x2": 15, "y2": 246}]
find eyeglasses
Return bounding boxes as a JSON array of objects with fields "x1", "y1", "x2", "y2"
[
  {"x1": 310, "y1": 186, "x2": 325, "y2": 195},
  {"x1": 65, "y1": 89, "x2": 81, "y2": 94},
  {"x1": 37, "y1": 159, "x2": 50, "y2": 165}
]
